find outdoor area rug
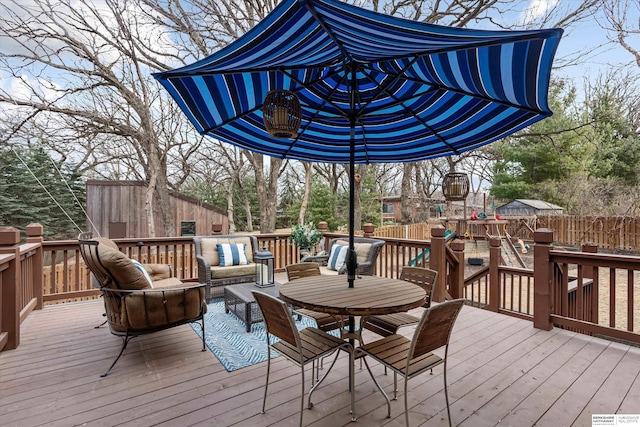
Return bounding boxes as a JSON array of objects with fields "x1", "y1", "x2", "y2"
[{"x1": 190, "y1": 299, "x2": 315, "y2": 372}]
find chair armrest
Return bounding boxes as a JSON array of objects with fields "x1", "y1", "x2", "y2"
[
  {"x1": 337, "y1": 261, "x2": 374, "y2": 276},
  {"x1": 302, "y1": 254, "x2": 329, "y2": 266},
  {"x1": 142, "y1": 263, "x2": 173, "y2": 281},
  {"x1": 196, "y1": 255, "x2": 212, "y2": 284}
]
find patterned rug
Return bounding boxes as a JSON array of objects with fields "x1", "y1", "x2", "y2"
[{"x1": 190, "y1": 299, "x2": 315, "y2": 372}]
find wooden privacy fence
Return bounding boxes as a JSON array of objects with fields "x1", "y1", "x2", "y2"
[
  {"x1": 376, "y1": 215, "x2": 640, "y2": 253},
  {"x1": 535, "y1": 215, "x2": 640, "y2": 251}
]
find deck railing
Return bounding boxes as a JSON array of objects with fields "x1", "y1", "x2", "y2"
[
  {"x1": 3, "y1": 222, "x2": 639, "y2": 351},
  {"x1": 463, "y1": 229, "x2": 640, "y2": 344}
]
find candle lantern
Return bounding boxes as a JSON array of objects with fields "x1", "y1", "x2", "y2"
[
  {"x1": 442, "y1": 172, "x2": 470, "y2": 201},
  {"x1": 262, "y1": 90, "x2": 301, "y2": 138},
  {"x1": 255, "y1": 246, "x2": 275, "y2": 287}
]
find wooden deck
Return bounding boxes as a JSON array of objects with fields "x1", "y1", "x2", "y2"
[{"x1": 2, "y1": 297, "x2": 640, "y2": 426}]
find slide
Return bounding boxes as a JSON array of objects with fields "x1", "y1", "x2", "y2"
[
  {"x1": 500, "y1": 232, "x2": 527, "y2": 268},
  {"x1": 410, "y1": 229, "x2": 456, "y2": 266}
]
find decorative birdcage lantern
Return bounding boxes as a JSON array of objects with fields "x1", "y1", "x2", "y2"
[
  {"x1": 262, "y1": 90, "x2": 301, "y2": 138},
  {"x1": 255, "y1": 246, "x2": 275, "y2": 287},
  {"x1": 442, "y1": 172, "x2": 470, "y2": 201}
]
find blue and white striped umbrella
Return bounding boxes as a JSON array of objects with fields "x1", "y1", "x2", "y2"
[
  {"x1": 154, "y1": 0, "x2": 562, "y2": 164},
  {"x1": 154, "y1": 0, "x2": 562, "y2": 284}
]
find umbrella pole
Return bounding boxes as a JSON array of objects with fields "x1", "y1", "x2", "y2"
[
  {"x1": 348, "y1": 132, "x2": 356, "y2": 288},
  {"x1": 348, "y1": 65, "x2": 357, "y2": 289}
]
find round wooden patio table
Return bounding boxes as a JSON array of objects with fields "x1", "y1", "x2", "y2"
[
  {"x1": 279, "y1": 275, "x2": 426, "y2": 421},
  {"x1": 279, "y1": 275, "x2": 426, "y2": 317}
]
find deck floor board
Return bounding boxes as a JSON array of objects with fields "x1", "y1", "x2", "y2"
[{"x1": 2, "y1": 297, "x2": 639, "y2": 427}]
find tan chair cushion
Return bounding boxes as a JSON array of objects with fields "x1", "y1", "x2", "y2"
[
  {"x1": 319, "y1": 266, "x2": 340, "y2": 276},
  {"x1": 152, "y1": 277, "x2": 184, "y2": 288},
  {"x1": 200, "y1": 236, "x2": 254, "y2": 266},
  {"x1": 333, "y1": 240, "x2": 372, "y2": 264},
  {"x1": 210, "y1": 264, "x2": 256, "y2": 279},
  {"x1": 96, "y1": 236, "x2": 119, "y2": 251},
  {"x1": 143, "y1": 264, "x2": 172, "y2": 281},
  {"x1": 97, "y1": 243, "x2": 151, "y2": 290},
  {"x1": 119, "y1": 286, "x2": 205, "y2": 330}
]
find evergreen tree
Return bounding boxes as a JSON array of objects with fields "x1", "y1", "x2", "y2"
[{"x1": 0, "y1": 145, "x2": 85, "y2": 240}]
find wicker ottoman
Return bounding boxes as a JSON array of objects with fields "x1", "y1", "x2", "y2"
[{"x1": 224, "y1": 282, "x2": 281, "y2": 332}]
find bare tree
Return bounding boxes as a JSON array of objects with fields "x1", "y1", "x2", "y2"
[
  {"x1": 0, "y1": 0, "x2": 208, "y2": 236},
  {"x1": 298, "y1": 162, "x2": 313, "y2": 225},
  {"x1": 602, "y1": 0, "x2": 640, "y2": 68}
]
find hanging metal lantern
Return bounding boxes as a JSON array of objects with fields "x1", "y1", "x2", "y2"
[
  {"x1": 442, "y1": 172, "x2": 470, "y2": 201},
  {"x1": 262, "y1": 90, "x2": 301, "y2": 138}
]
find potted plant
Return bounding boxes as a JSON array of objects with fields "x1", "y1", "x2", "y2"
[{"x1": 289, "y1": 223, "x2": 323, "y2": 258}]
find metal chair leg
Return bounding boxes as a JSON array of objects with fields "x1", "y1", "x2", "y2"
[
  {"x1": 299, "y1": 364, "x2": 305, "y2": 427},
  {"x1": 308, "y1": 348, "x2": 342, "y2": 409},
  {"x1": 394, "y1": 372, "x2": 398, "y2": 400},
  {"x1": 361, "y1": 357, "x2": 391, "y2": 418},
  {"x1": 404, "y1": 375, "x2": 410, "y2": 426},
  {"x1": 198, "y1": 316, "x2": 206, "y2": 351},
  {"x1": 444, "y1": 360, "x2": 452, "y2": 427},
  {"x1": 95, "y1": 313, "x2": 107, "y2": 328},
  {"x1": 101, "y1": 334, "x2": 131, "y2": 377},
  {"x1": 261, "y1": 345, "x2": 271, "y2": 414}
]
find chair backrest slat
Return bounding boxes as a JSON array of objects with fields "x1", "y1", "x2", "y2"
[
  {"x1": 410, "y1": 299, "x2": 465, "y2": 360},
  {"x1": 286, "y1": 262, "x2": 321, "y2": 281},
  {"x1": 253, "y1": 291, "x2": 300, "y2": 348},
  {"x1": 399, "y1": 266, "x2": 437, "y2": 308}
]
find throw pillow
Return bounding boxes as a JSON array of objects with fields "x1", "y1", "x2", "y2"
[
  {"x1": 327, "y1": 244, "x2": 349, "y2": 271},
  {"x1": 216, "y1": 243, "x2": 249, "y2": 266},
  {"x1": 131, "y1": 259, "x2": 154, "y2": 288}
]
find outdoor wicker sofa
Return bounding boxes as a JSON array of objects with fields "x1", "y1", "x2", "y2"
[
  {"x1": 301, "y1": 236, "x2": 385, "y2": 276},
  {"x1": 194, "y1": 234, "x2": 259, "y2": 301}
]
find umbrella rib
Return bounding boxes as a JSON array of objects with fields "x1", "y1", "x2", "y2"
[
  {"x1": 281, "y1": 69, "x2": 353, "y2": 158},
  {"x1": 280, "y1": 67, "x2": 352, "y2": 118},
  {"x1": 356, "y1": 66, "x2": 458, "y2": 154},
  {"x1": 302, "y1": 0, "x2": 352, "y2": 62}
]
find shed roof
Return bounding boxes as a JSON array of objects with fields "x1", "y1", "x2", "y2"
[{"x1": 500, "y1": 199, "x2": 563, "y2": 210}]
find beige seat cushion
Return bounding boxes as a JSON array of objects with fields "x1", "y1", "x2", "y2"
[
  {"x1": 210, "y1": 264, "x2": 256, "y2": 279},
  {"x1": 319, "y1": 266, "x2": 340, "y2": 276},
  {"x1": 200, "y1": 236, "x2": 254, "y2": 266},
  {"x1": 97, "y1": 243, "x2": 151, "y2": 290},
  {"x1": 333, "y1": 240, "x2": 372, "y2": 264}
]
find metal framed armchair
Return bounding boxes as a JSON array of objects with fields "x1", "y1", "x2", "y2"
[
  {"x1": 252, "y1": 291, "x2": 354, "y2": 427},
  {"x1": 302, "y1": 237, "x2": 385, "y2": 276},
  {"x1": 78, "y1": 232, "x2": 207, "y2": 377},
  {"x1": 355, "y1": 299, "x2": 465, "y2": 427}
]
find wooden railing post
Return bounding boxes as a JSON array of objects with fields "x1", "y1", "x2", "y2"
[
  {"x1": 362, "y1": 223, "x2": 375, "y2": 238},
  {"x1": 429, "y1": 225, "x2": 446, "y2": 302},
  {"x1": 448, "y1": 239, "x2": 465, "y2": 299},
  {"x1": 318, "y1": 221, "x2": 328, "y2": 234},
  {"x1": 533, "y1": 229, "x2": 554, "y2": 331},
  {"x1": 581, "y1": 242, "x2": 597, "y2": 280},
  {"x1": 0, "y1": 227, "x2": 21, "y2": 350},
  {"x1": 488, "y1": 236, "x2": 502, "y2": 312},
  {"x1": 26, "y1": 223, "x2": 44, "y2": 310}
]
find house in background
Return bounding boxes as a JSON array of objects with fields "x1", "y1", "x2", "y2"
[
  {"x1": 496, "y1": 199, "x2": 564, "y2": 216},
  {"x1": 381, "y1": 195, "x2": 444, "y2": 224},
  {"x1": 85, "y1": 180, "x2": 228, "y2": 238}
]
